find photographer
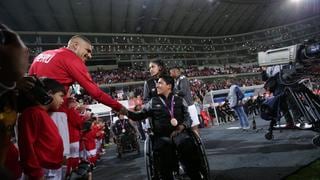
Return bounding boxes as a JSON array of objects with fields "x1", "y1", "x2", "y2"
[
  {"x1": 0, "y1": 24, "x2": 28, "y2": 179},
  {"x1": 261, "y1": 65, "x2": 295, "y2": 128}
]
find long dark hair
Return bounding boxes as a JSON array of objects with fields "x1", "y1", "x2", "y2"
[{"x1": 149, "y1": 58, "x2": 168, "y2": 77}]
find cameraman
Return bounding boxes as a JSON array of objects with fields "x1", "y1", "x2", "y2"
[
  {"x1": 261, "y1": 65, "x2": 295, "y2": 128},
  {"x1": 0, "y1": 23, "x2": 28, "y2": 179}
]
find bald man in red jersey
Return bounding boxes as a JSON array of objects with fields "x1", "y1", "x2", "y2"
[{"x1": 28, "y1": 35, "x2": 127, "y2": 178}]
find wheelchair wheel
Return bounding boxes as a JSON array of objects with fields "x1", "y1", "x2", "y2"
[
  {"x1": 188, "y1": 130, "x2": 211, "y2": 180},
  {"x1": 133, "y1": 135, "x2": 141, "y2": 154},
  {"x1": 136, "y1": 140, "x2": 141, "y2": 154},
  {"x1": 117, "y1": 143, "x2": 123, "y2": 158},
  {"x1": 115, "y1": 136, "x2": 123, "y2": 158},
  {"x1": 145, "y1": 135, "x2": 160, "y2": 180}
]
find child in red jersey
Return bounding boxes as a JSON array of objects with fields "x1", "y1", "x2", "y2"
[
  {"x1": 18, "y1": 78, "x2": 66, "y2": 180},
  {"x1": 65, "y1": 98, "x2": 87, "y2": 177},
  {"x1": 81, "y1": 119, "x2": 98, "y2": 166}
]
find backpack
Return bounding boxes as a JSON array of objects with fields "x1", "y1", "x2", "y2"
[{"x1": 235, "y1": 86, "x2": 244, "y2": 101}]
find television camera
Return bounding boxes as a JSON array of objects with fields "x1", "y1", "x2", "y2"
[
  {"x1": 258, "y1": 41, "x2": 320, "y2": 82},
  {"x1": 258, "y1": 41, "x2": 320, "y2": 146}
]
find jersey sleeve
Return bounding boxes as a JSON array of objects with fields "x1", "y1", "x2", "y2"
[
  {"x1": 63, "y1": 58, "x2": 123, "y2": 111},
  {"x1": 18, "y1": 109, "x2": 44, "y2": 178}
]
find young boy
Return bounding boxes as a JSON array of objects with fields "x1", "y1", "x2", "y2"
[
  {"x1": 127, "y1": 75, "x2": 203, "y2": 180},
  {"x1": 65, "y1": 97, "x2": 86, "y2": 177},
  {"x1": 18, "y1": 78, "x2": 65, "y2": 180}
]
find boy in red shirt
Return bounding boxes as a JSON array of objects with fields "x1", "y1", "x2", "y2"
[
  {"x1": 18, "y1": 78, "x2": 66, "y2": 180},
  {"x1": 81, "y1": 118, "x2": 99, "y2": 166},
  {"x1": 65, "y1": 98, "x2": 87, "y2": 177}
]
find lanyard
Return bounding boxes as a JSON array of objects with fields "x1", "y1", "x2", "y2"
[
  {"x1": 159, "y1": 96, "x2": 175, "y2": 118},
  {"x1": 119, "y1": 119, "x2": 125, "y2": 129}
]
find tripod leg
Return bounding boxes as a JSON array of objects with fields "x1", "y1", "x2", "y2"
[{"x1": 252, "y1": 115, "x2": 257, "y2": 130}]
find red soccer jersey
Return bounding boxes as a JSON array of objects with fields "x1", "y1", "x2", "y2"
[
  {"x1": 82, "y1": 129, "x2": 96, "y2": 151},
  {"x1": 18, "y1": 106, "x2": 63, "y2": 178},
  {"x1": 28, "y1": 48, "x2": 122, "y2": 111},
  {"x1": 67, "y1": 107, "x2": 85, "y2": 143}
]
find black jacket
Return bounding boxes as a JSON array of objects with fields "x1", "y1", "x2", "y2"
[
  {"x1": 174, "y1": 75, "x2": 193, "y2": 106},
  {"x1": 112, "y1": 119, "x2": 135, "y2": 136},
  {"x1": 143, "y1": 78, "x2": 158, "y2": 104},
  {"x1": 128, "y1": 94, "x2": 192, "y2": 137}
]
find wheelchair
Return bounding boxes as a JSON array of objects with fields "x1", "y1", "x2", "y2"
[
  {"x1": 114, "y1": 128, "x2": 140, "y2": 158},
  {"x1": 144, "y1": 129, "x2": 210, "y2": 180}
]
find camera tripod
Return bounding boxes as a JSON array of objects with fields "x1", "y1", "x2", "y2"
[{"x1": 265, "y1": 82, "x2": 320, "y2": 146}]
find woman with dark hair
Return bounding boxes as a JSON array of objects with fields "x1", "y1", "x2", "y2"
[
  {"x1": 143, "y1": 58, "x2": 167, "y2": 103},
  {"x1": 142, "y1": 58, "x2": 167, "y2": 134}
]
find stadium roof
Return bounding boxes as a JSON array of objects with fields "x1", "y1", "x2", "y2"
[{"x1": 0, "y1": 0, "x2": 319, "y2": 36}]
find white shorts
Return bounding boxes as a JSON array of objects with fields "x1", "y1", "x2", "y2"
[
  {"x1": 80, "y1": 149, "x2": 97, "y2": 159},
  {"x1": 43, "y1": 167, "x2": 62, "y2": 180},
  {"x1": 51, "y1": 112, "x2": 70, "y2": 156},
  {"x1": 188, "y1": 104, "x2": 200, "y2": 127},
  {"x1": 67, "y1": 142, "x2": 80, "y2": 158},
  {"x1": 95, "y1": 139, "x2": 102, "y2": 152}
]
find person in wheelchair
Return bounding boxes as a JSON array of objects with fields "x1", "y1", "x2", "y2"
[
  {"x1": 112, "y1": 114, "x2": 138, "y2": 153},
  {"x1": 127, "y1": 75, "x2": 204, "y2": 180}
]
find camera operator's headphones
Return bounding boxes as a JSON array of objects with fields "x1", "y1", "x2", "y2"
[{"x1": 31, "y1": 76, "x2": 54, "y2": 105}]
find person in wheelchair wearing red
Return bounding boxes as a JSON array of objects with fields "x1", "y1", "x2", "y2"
[{"x1": 127, "y1": 75, "x2": 203, "y2": 180}]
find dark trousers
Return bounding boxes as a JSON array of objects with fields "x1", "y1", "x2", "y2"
[
  {"x1": 153, "y1": 132, "x2": 203, "y2": 180},
  {"x1": 137, "y1": 122, "x2": 146, "y2": 140}
]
